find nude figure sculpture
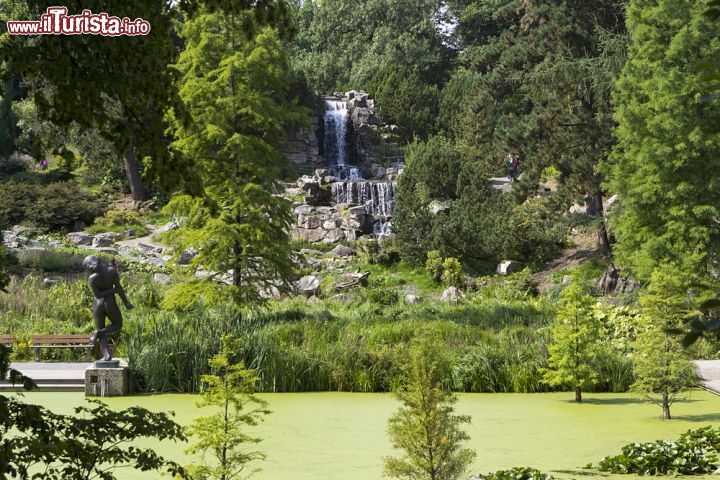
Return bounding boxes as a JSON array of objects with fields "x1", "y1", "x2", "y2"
[{"x1": 83, "y1": 255, "x2": 133, "y2": 361}]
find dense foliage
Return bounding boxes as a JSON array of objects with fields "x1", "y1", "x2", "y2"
[
  {"x1": 0, "y1": 180, "x2": 101, "y2": 231},
  {"x1": 163, "y1": 7, "x2": 306, "y2": 306},
  {"x1": 608, "y1": 0, "x2": 720, "y2": 280},
  {"x1": 596, "y1": 438, "x2": 717, "y2": 476},
  {"x1": 477, "y1": 467, "x2": 554, "y2": 480},
  {"x1": 0, "y1": 346, "x2": 188, "y2": 480}
]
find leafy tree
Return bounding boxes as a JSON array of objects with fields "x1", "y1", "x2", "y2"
[
  {"x1": 185, "y1": 337, "x2": 271, "y2": 480},
  {"x1": 384, "y1": 344, "x2": 476, "y2": 480},
  {"x1": 608, "y1": 0, "x2": 720, "y2": 280},
  {"x1": 0, "y1": 345, "x2": 188, "y2": 480},
  {"x1": 1, "y1": 0, "x2": 183, "y2": 201},
  {"x1": 631, "y1": 268, "x2": 697, "y2": 419},
  {"x1": 163, "y1": 7, "x2": 305, "y2": 306},
  {"x1": 543, "y1": 281, "x2": 600, "y2": 402}
]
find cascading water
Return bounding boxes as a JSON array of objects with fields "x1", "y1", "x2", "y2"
[
  {"x1": 323, "y1": 99, "x2": 348, "y2": 177},
  {"x1": 331, "y1": 181, "x2": 397, "y2": 217},
  {"x1": 322, "y1": 95, "x2": 396, "y2": 238}
]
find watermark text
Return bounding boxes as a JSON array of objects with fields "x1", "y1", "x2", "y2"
[{"x1": 7, "y1": 7, "x2": 151, "y2": 36}]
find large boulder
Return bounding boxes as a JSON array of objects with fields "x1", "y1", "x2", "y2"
[
  {"x1": 92, "y1": 233, "x2": 119, "y2": 248},
  {"x1": 295, "y1": 275, "x2": 320, "y2": 297},
  {"x1": 291, "y1": 228, "x2": 327, "y2": 243},
  {"x1": 66, "y1": 231, "x2": 94, "y2": 246},
  {"x1": 178, "y1": 247, "x2": 198, "y2": 265},
  {"x1": 327, "y1": 244, "x2": 354, "y2": 258},
  {"x1": 323, "y1": 229, "x2": 345, "y2": 243},
  {"x1": 405, "y1": 294, "x2": 421, "y2": 305},
  {"x1": 429, "y1": 201, "x2": 450, "y2": 215},
  {"x1": 440, "y1": 287, "x2": 463, "y2": 303},
  {"x1": 496, "y1": 260, "x2": 522, "y2": 276},
  {"x1": 153, "y1": 273, "x2": 172, "y2": 285}
]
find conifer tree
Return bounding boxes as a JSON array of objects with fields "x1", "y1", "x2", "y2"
[
  {"x1": 384, "y1": 344, "x2": 475, "y2": 480},
  {"x1": 185, "y1": 337, "x2": 270, "y2": 480},
  {"x1": 608, "y1": 0, "x2": 720, "y2": 280},
  {"x1": 631, "y1": 268, "x2": 697, "y2": 419},
  {"x1": 164, "y1": 6, "x2": 306, "y2": 307},
  {"x1": 543, "y1": 281, "x2": 600, "y2": 402}
]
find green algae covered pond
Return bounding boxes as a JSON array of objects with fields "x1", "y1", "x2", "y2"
[{"x1": 12, "y1": 390, "x2": 720, "y2": 479}]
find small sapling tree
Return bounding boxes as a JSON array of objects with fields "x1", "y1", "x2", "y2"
[
  {"x1": 543, "y1": 281, "x2": 600, "y2": 402},
  {"x1": 631, "y1": 268, "x2": 697, "y2": 419},
  {"x1": 384, "y1": 343, "x2": 476, "y2": 480},
  {"x1": 185, "y1": 337, "x2": 271, "y2": 480}
]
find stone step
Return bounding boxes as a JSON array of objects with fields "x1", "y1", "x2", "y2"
[{"x1": 0, "y1": 382, "x2": 85, "y2": 392}]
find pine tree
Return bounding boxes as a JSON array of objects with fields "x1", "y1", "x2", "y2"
[
  {"x1": 384, "y1": 346, "x2": 476, "y2": 480},
  {"x1": 608, "y1": 0, "x2": 720, "y2": 280},
  {"x1": 543, "y1": 281, "x2": 600, "y2": 402},
  {"x1": 163, "y1": 7, "x2": 306, "y2": 307},
  {"x1": 185, "y1": 337, "x2": 270, "y2": 480},
  {"x1": 631, "y1": 268, "x2": 697, "y2": 419}
]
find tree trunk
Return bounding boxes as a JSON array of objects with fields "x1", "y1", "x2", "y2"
[
  {"x1": 662, "y1": 394, "x2": 671, "y2": 419},
  {"x1": 575, "y1": 387, "x2": 582, "y2": 403},
  {"x1": 123, "y1": 143, "x2": 149, "y2": 202},
  {"x1": 593, "y1": 187, "x2": 612, "y2": 257}
]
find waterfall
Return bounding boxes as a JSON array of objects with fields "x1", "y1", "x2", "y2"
[
  {"x1": 331, "y1": 181, "x2": 397, "y2": 217},
  {"x1": 323, "y1": 99, "x2": 348, "y2": 176},
  {"x1": 373, "y1": 220, "x2": 392, "y2": 239},
  {"x1": 348, "y1": 167, "x2": 362, "y2": 181}
]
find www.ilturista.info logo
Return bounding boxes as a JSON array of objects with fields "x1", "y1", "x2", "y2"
[{"x1": 6, "y1": 6, "x2": 151, "y2": 36}]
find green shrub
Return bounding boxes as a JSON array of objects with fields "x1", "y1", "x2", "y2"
[
  {"x1": 425, "y1": 250, "x2": 443, "y2": 282},
  {"x1": 0, "y1": 180, "x2": 101, "y2": 231},
  {"x1": 357, "y1": 238, "x2": 381, "y2": 264},
  {"x1": 365, "y1": 287, "x2": 400, "y2": 306},
  {"x1": 14, "y1": 249, "x2": 86, "y2": 273},
  {"x1": 441, "y1": 257, "x2": 462, "y2": 287},
  {"x1": 478, "y1": 466, "x2": 554, "y2": 480},
  {"x1": 476, "y1": 269, "x2": 539, "y2": 301},
  {"x1": 596, "y1": 439, "x2": 717, "y2": 475},
  {"x1": 0, "y1": 154, "x2": 31, "y2": 179},
  {"x1": 87, "y1": 209, "x2": 149, "y2": 237},
  {"x1": 377, "y1": 237, "x2": 401, "y2": 266}
]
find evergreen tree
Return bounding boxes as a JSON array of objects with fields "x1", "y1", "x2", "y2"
[
  {"x1": 384, "y1": 345, "x2": 476, "y2": 480},
  {"x1": 543, "y1": 281, "x2": 600, "y2": 402},
  {"x1": 608, "y1": 0, "x2": 720, "y2": 280},
  {"x1": 452, "y1": 0, "x2": 626, "y2": 254},
  {"x1": 291, "y1": 0, "x2": 455, "y2": 94},
  {"x1": 185, "y1": 337, "x2": 270, "y2": 480},
  {"x1": 631, "y1": 268, "x2": 697, "y2": 419},
  {"x1": 163, "y1": 7, "x2": 305, "y2": 307}
]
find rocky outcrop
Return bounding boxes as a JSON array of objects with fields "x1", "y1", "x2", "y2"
[
  {"x1": 597, "y1": 265, "x2": 638, "y2": 295},
  {"x1": 295, "y1": 275, "x2": 321, "y2": 297},
  {"x1": 281, "y1": 111, "x2": 324, "y2": 173}
]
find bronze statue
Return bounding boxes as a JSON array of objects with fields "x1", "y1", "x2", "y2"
[{"x1": 83, "y1": 255, "x2": 133, "y2": 361}]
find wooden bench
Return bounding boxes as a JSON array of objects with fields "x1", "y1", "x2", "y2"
[
  {"x1": 30, "y1": 335, "x2": 92, "y2": 362},
  {"x1": 0, "y1": 335, "x2": 13, "y2": 348}
]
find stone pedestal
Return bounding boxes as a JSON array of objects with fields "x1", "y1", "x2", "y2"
[{"x1": 85, "y1": 365, "x2": 129, "y2": 397}]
